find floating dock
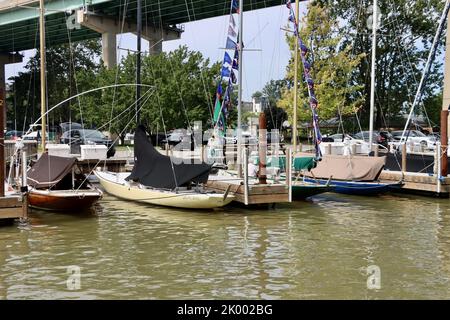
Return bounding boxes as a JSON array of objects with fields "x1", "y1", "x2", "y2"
[
  {"x1": 380, "y1": 170, "x2": 450, "y2": 197},
  {"x1": 207, "y1": 174, "x2": 290, "y2": 205}
]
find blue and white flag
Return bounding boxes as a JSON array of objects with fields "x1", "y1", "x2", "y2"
[{"x1": 226, "y1": 37, "x2": 237, "y2": 49}]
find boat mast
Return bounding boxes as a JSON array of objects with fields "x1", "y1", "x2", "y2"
[
  {"x1": 39, "y1": 0, "x2": 47, "y2": 150},
  {"x1": 293, "y1": 0, "x2": 299, "y2": 153},
  {"x1": 237, "y1": 0, "x2": 244, "y2": 176},
  {"x1": 136, "y1": 0, "x2": 142, "y2": 124},
  {"x1": 369, "y1": 0, "x2": 377, "y2": 147}
]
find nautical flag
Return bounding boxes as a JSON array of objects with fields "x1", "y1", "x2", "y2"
[
  {"x1": 300, "y1": 43, "x2": 309, "y2": 55},
  {"x1": 288, "y1": 14, "x2": 296, "y2": 24},
  {"x1": 304, "y1": 61, "x2": 311, "y2": 72},
  {"x1": 221, "y1": 66, "x2": 231, "y2": 78},
  {"x1": 231, "y1": 70, "x2": 237, "y2": 84},
  {"x1": 228, "y1": 26, "x2": 237, "y2": 38},
  {"x1": 224, "y1": 52, "x2": 232, "y2": 65},
  {"x1": 226, "y1": 37, "x2": 237, "y2": 49},
  {"x1": 216, "y1": 83, "x2": 223, "y2": 98},
  {"x1": 230, "y1": 14, "x2": 236, "y2": 28},
  {"x1": 232, "y1": 50, "x2": 239, "y2": 70},
  {"x1": 232, "y1": 0, "x2": 239, "y2": 13}
]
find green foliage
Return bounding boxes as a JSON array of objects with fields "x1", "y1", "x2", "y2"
[
  {"x1": 278, "y1": 3, "x2": 365, "y2": 126},
  {"x1": 76, "y1": 46, "x2": 220, "y2": 138},
  {"x1": 314, "y1": 0, "x2": 445, "y2": 129},
  {"x1": 7, "y1": 39, "x2": 102, "y2": 130}
]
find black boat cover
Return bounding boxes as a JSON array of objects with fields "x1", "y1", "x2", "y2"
[
  {"x1": 27, "y1": 153, "x2": 77, "y2": 189},
  {"x1": 126, "y1": 125, "x2": 211, "y2": 189}
]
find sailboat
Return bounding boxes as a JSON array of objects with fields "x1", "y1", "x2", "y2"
[
  {"x1": 95, "y1": 126, "x2": 234, "y2": 209},
  {"x1": 17, "y1": 0, "x2": 103, "y2": 211},
  {"x1": 94, "y1": 1, "x2": 233, "y2": 209},
  {"x1": 288, "y1": 0, "x2": 400, "y2": 196},
  {"x1": 27, "y1": 154, "x2": 102, "y2": 211}
]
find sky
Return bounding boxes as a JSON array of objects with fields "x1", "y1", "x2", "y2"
[{"x1": 4, "y1": 3, "x2": 308, "y2": 101}]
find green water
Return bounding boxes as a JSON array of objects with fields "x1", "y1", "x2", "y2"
[{"x1": 1, "y1": 193, "x2": 450, "y2": 299}]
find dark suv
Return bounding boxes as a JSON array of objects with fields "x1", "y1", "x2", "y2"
[{"x1": 60, "y1": 129, "x2": 116, "y2": 158}]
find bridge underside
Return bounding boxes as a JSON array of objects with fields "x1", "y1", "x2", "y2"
[{"x1": 0, "y1": 0, "x2": 292, "y2": 53}]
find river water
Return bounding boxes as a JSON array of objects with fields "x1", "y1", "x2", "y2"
[{"x1": 1, "y1": 192, "x2": 450, "y2": 299}]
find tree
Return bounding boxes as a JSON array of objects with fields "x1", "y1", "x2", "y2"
[
  {"x1": 77, "y1": 46, "x2": 221, "y2": 143},
  {"x1": 278, "y1": 3, "x2": 365, "y2": 129},
  {"x1": 7, "y1": 39, "x2": 102, "y2": 131},
  {"x1": 315, "y1": 0, "x2": 445, "y2": 129}
]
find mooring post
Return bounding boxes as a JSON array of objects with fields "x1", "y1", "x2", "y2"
[
  {"x1": 258, "y1": 113, "x2": 267, "y2": 185},
  {"x1": 441, "y1": 109, "x2": 448, "y2": 177},
  {"x1": 21, "y1": 151, "x2": 29, "y2": 220},
  {"x1": 287, "y1": 147, "x2": 292, "y2": 202},
  {"x1": 243, "y1": 147, "x2": 249, "y2": 206},
  {"x1": 437, "y1": 141, "x2": 442, "y2": 194},
  {"x1": 401, "y1": 143, "x2": 407, "y2": 174}
]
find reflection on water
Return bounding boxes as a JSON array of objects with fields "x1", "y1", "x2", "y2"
[{"x1": 1, "y1": 193, "x2": 450, "y2": 299}]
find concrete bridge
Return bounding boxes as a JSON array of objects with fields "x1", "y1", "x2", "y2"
[{"x1": 0, "y1": 0, "x2": 288, "y2": 67}]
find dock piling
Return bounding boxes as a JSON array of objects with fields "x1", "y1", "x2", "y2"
[
  {"x1": 243, "y1": 147, "x2": 249, "y2": 205},
  {"x1": 441, "y1": 109, "x2": 448, "y2": 177}
]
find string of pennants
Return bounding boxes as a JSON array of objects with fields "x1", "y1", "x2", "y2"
[
  {"x1": 286, "y1": 1, "x2": 323, "y2": 160},
  {"x1": 213, "y1": 0, "x2": 241, "y2": 135}
]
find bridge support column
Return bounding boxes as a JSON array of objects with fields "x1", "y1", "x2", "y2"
[
  {"x1": 76, "y1": 10, "x2": 182, "y2": 69},
  {"x1": 101, "y1": 32, "x2": 117, "y2": 69}
]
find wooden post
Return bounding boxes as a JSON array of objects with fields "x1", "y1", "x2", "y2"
[
  {"x1": 441, "y1": 109, "x2": 448, "y2": 177},
  {"x1": 437, "y1": 141, "x2": 442, "y2": 194},
  {"x1": 243, "y1": 147, "x2": 249, "y2": 206},
  {"x1": 287, "y1": 147, "x2": 292, "y2": 202},
  {"x1": 21, "y1": 151, "x2": 29, "y2": 220},
  {"x1": 0, "y1": 63, "x2": 5, "y2": 197},
  {"x1": 258, "y1": 113, "x2": 267, "y2": 185},
  {"x1": 402, "y1": 143, "x2": 407, "y2": 173},
  {"x1": 326, "y1": 144, "x2": 332, "y2": 155}
]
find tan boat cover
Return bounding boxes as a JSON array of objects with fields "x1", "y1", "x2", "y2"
[{"x1": 301, "y1": 154, "x2": 386, "y2": 181}]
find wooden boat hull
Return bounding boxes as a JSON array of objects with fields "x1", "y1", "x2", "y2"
[
  {"x1": 303, "y1": 177, "x2": 398, "y2": 196},
  {"x1": 292, "y1": 183, "x2": 333, "y2": 200},
  {"x1": 95, "y1": 171, "x2": 234, "y2": 209},
  {"x1": 28, "y1": 189, "x2": 102, "y2": 211}
]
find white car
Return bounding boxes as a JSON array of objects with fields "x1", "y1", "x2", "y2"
[
  {"x1": 391, "y1": 130, "x2": 438, "y2": 149},
  {"x1": 22, "y1": 131, "x2": 49, "y2": 141}
]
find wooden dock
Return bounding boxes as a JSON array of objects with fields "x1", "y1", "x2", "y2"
[
  {"x1": 207, "y1": 174, "x2": 290, "y2": 205},
  {"x1": 380, "y1": 170, "x2": 450, "y2": 197},
  {"x1": 0, "y1": 196, "x2": 25, "y2": 222}
]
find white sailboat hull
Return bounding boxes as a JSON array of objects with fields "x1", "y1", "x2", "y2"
[{"x1": 95, "y1": 171, "x2": 234, "y2": 209}]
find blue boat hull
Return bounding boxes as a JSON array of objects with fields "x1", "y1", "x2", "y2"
[{"x1": 303, "y1": 178, "x2": 398, "y2": 196}]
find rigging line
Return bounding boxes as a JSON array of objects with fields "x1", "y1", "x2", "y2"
[
  {"x1": 74, "y1": 90, "x2": 154, "y2": 192},
  {"x1": 182, "y1": 0, "x2": 215, "y2": 126},
  {"x1": 157, "y1": 0, "x2": 193, "y2": 138},
  {"x1": 22, "y1": 18, "x2": 40, "y2": 134},
  {"x1": 108, "y1": 0, "x2": 130, "y2": 141},
  {"x1": 388, "y1": 0, "x2": 435, "y2": 132},
  {"x1": 21, "y1": 84, "x2": 154, "y2": 138},
  {"x1": 144, "y1": 33, "x2": 179, "y2": 190},
  {"x1": 62, "y1": 2, "x2": 85, "y2": 136}
]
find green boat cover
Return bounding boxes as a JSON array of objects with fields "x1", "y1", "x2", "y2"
[
  {"x1": 293, "y1": 157, "x2": 316, "y2": 171},
  {"x1": 248, "y1": 155, "x2": 316, "y2": 171}
]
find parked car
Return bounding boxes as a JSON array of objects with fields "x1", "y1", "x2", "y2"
[
  {"x1": 353, "y1": 131, "x2": 389, "y2": 148},
  {"x1": 391, "y1": 130, "x2": 438, "y2": 149},
  {"x1": 5, "y1": 130, "x2": 24, "y2": 140},
  {"x1": 324, "y1": 133, "x2": 355, "y2": 142},
  {"x1": 22, "y1": 130, "x2": 50, "y2": 141},
  {"x1": 60, "y1": 129, "x2": 116, "y2": 158}
]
